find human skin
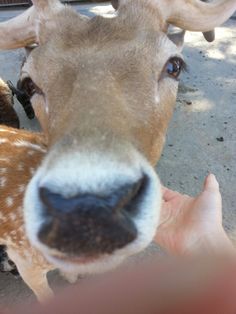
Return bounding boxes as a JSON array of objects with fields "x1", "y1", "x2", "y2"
[{"x1": 155, "y1": 174, "x2": 234, "y2": 255}]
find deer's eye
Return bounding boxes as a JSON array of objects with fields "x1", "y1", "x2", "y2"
[
  {"x1": 165, "y1": 57, "x2": 186, "y2": 79},
  {"x1": 18, "y1": 77, "x2": 41, "y2": 98}
]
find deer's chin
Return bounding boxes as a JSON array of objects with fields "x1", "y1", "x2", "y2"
[{"x1": 43, "y1": 251, "x2": 126, "y2": 274}]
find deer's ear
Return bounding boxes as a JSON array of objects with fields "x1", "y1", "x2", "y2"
[{"x1": 168, "y1": 30, "x2": 185, "y2": 51}]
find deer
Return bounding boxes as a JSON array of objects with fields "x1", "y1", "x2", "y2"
[
  {"x1": 0, "y1": 0, "x2": 235, "y2": 302},
  {"x1": 0, "y1": 78, "x2": 53, "y2": 300},
  {"x1": 0, "y1": 78, "x2": 19, "y2": 128},
  {"x1": 0, "y1": 124, "x2": 54, "y2": 301},
  {"x1": 0, "y1": 78, "x2": 86, "y2": 302},
  {"x1": 0, "y1": 76, "x2": 93, "y2": 302},
  {"x1": 0, "y1": 78, "x2": 20, "y2": 279}
]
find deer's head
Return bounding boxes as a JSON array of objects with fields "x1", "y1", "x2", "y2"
[{"x1": 1, "y1": 0, "x2": 235, "y2": 273}]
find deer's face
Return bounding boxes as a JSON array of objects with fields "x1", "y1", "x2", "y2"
[
  {"x1": 22, "y1": 9, "x2": 183, "y2": 273},
  {"x1": 2, "y1": 0, "x2": 235, "y2": 273}
]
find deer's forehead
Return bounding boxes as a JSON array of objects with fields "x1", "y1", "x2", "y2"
[{"x1": 28, "y1": 29, "x2": 173, "y2": 82}]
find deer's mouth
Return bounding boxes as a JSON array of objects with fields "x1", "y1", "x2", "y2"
[
  {"x1": 49, "y1": 253, "x2": 99, "y2": 265},
  {"x1": 43, "y1": 249, "x2": 126, "y2": 274}
]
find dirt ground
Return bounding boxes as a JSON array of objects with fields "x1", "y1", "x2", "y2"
[{"x1": 0, "y1": 2, "x2": 235, "y2": 308}]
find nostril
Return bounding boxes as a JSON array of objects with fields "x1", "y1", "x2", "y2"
[
  {"x1": 39, "y1": 187, "x2": 83, "y2": 215},
  {"x1": 39, "y1": 175, "x2": 148, "y2": 216}
]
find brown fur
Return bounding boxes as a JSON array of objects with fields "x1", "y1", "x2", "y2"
[
  {"x1": 0, "y1": 2, "x2": 183, "y2": 301},
  {"x1": 0, "y1": 3, "x2": 182, "y2": 301},
  {"x1": 0, "y1": 0, "x2": 235, "y2": 301},
  {"x1": 0, "y1": 80, "x2": 53, "y2": 298},
  {"x1": 24, "y1": 3, "x2": 179, "y2": 166},
  {"x1": 0, "y1": 126, "x2": 54, "y2": 301}
]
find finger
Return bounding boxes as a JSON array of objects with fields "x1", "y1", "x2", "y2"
[
  {"x1": 161, "y1": 185, "x2": 169, "y2": 195},
  {"x1": 203, "y1": 174, "x2": 220, "y2": 193},
  {"x1": 162, "y1": 186, "x2": 182, "y2": 201}
]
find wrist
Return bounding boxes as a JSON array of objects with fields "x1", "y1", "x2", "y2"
[{"x1": 184, "y1": 229, "x2": 235, "y2": 256}]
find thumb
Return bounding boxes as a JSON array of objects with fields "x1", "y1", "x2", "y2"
[{"x1": 203, "y1": 174, "x2": 220, "y2": 193}]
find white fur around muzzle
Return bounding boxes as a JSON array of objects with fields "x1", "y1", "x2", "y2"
[{"x1": 23, "y1": 149, "x2": 162, "y2": 274}]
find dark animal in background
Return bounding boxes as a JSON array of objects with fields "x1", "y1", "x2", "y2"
[
  {"x1": 7, "y1": 80, "x2": 35, "y2": 120},
  {"x1": 0, "y1": 78, "x2": 19, "y2": 128},
  {"x1": 0, "y1": 245, "x2": 19, "y2": 278}
]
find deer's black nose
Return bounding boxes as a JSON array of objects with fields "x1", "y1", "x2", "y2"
[{"x1": 38, "y1": 177, "x2": 147, "y2": 256}]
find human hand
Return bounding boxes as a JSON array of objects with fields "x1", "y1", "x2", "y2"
[{"x1": 155, "y1": 174, "x2": 233, "y2": 255}]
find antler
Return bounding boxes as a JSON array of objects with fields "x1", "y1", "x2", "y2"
[
  {"x1": 113, "y1": 0, "x2": 233, "y2": 41},
  {"x1": 203, "y1": 30, "x2": 215, "y2": 42},
  {"x1": 165, "y1": 0, "x2": 236, "y2": 32},
  {"x1": 31, "y1": 0, "x2": 63, "y2": 11},
  {"x1": 201, "y1": 0, "x2": 215, "y2": 42}
]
